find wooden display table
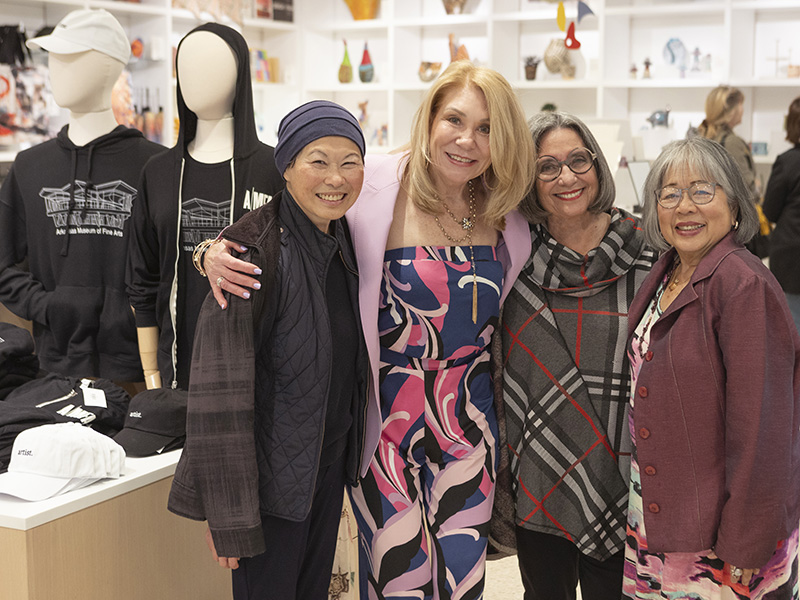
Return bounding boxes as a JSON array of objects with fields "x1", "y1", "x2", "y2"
[{"x1": 0, "y1": 451, "x2": 232, "y2": 600}]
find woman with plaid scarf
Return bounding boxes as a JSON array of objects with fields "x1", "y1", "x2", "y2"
[{"x1": 497, "y1": 112, "x2": 657, "y2": 600}]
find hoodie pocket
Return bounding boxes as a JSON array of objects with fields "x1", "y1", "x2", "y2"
[
  {"x1": 44, "y1": 286, "x2": 103, "y2": 357},
  {"x1": 95, "y1": 288, "x2": 139, "y2": 360}
]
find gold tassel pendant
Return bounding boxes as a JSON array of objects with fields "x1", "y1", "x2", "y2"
[{"x1": 472, "y1": 276, "x2": 478, "y2": 324}]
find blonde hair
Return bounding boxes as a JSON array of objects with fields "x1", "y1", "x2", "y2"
[
  {"x1": 697, "y1": 85, "x2": 744, "y2": 140},
  {"x1": 401, "y1": 61, "x2": 534, "y2": 230}
]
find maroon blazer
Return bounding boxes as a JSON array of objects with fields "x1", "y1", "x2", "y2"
[{"x1": 627, "y1": 232, "x2": 800, "y2": 568}]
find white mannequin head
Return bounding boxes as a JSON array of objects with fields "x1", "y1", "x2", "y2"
[
  {"x1": 177, "y1": 31, "x2": 237, "y2": 120},
  {"x1": 48, "y1": 49, "x2": 124, "y2": 113}
]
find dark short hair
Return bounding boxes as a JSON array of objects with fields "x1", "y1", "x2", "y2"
[
  {"x1": 641, "y1": 136, "x2": 758, "y2": 251},
  {"x1": 519, "y1": 111, "x2": 615, "y2": 224},
  {"x1": 786, "y1": 96, "x2": 800, "y2": 144}
]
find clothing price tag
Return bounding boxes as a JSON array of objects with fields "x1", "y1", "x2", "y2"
[{"x1": 83, "y1": 387, "x2": 108, "y2": 408}]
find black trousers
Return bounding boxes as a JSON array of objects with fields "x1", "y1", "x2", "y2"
[
  {"x1": 515, "y1": 527, "x2": 624, "y2": 600},
  {"x1": 231, "y1": 454, "x2": 346, "y2": 600}
]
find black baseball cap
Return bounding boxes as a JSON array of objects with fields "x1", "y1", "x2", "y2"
[{"x1": 113, "y1": 389, "x2": 187, "y2": 457}]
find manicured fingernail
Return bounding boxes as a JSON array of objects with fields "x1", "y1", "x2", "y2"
[
  {"x1": 239, "y1": 245, "x2": 247, "y2": 251},
  {"x1": 254, "y1": 268, "x2": 262, "y2": 275},
  {"x1": 220, "y1": 302, "x2": 227, "y2": 310},
  {"x1": 253, "y1": 282, "x2": 261, "y2": 290},
  {"x1": 243, "y1": 292, "x2": 250, "y2": 299}
]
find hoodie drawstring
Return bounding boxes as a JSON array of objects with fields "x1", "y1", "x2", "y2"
[
  {"x1": 80, "y1": 144, "x2": 96, "y2": 221},
  {"x1": 60, "y1": 148, "x2": 78, "y2": 257}
]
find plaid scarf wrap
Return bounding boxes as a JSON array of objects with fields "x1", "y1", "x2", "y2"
[{"x1": 501, "y1": 208, "x2": 656, "y2": 560}]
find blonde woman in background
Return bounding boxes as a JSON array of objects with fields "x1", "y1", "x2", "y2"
[{"x1": 697, "y1": 85, "x2": 757, "y2": 199}]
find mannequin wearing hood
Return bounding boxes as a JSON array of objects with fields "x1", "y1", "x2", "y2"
[
  {"x1": 0, "y1": 9, "x2": 163, "y2": 384},
  {"x1": 126, "y1": 24, "x2": 283, "y2": 391}
]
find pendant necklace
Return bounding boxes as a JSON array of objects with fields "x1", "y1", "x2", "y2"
[{"x1": 433, "y1": 179, "x2": 479, "y2": 323}]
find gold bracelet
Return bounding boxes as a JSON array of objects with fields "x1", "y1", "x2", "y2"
[{"x1": 192, "y1": 238, "x2": 217, "y2": 277}]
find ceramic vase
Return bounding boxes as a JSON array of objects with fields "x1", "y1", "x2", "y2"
[
  {"x1": 359, "y1": 42, "x2": 374, "y2": 83},
  {"x1": 338, "y1": 40, "x2": 353, "y2": 83},
  {"x1": 344, "y1": 0, "x2": 379, "y2": 20}
]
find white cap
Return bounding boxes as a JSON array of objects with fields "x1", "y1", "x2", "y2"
[
  {"x1": 26, "y1": 9, "x2": 131, "y2": 65},
  {"x1": 0, "y1": 423, "x2": 126, "y2": 502}
]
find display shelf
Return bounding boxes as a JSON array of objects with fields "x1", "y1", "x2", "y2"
[
  {"x1": 515, "y1": 79, "x2": 601, "y2": 89},
  {"x1": 733, "y1": 0, "x2": 800, "y2": 10},
  {"x1": 4, "y1": 0, "x2": 82, "y2": 7},
  {"x1": 604, "y1": 2, "x2": 726, "y2": 16},
  {"x1": 90, "y1": 0, "x2": 168, "y2": 15},
  {"x1": 0, "y1": 450, "x2": 182, "y2": 531},
  {"x1": 1, "y1": 0, "x2": 798, "y2": 163},
  {"x1": 309, "y1": 19, "x2": 390, "y2": 34},
  {"x1": 603, "y1": 79, "x2": 718, "y2": 88}
]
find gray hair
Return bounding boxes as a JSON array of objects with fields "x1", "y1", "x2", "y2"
[
  {"x1": 641, "y1": 136, "x2": 758, "y2": 251},
  {"x1": 519, "y1": 111, "x2": 616, "y2": 224}
]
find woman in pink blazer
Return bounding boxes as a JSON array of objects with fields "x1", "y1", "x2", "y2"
[{"x1": 204, "y1": 61, "x2": 534, "y2": 599}]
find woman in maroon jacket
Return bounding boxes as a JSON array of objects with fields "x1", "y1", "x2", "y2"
[{"x1": 622, "y1": 136, "x2": 800, "y2": 599}]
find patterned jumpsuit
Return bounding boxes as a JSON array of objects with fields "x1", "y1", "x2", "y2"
[{"x1": 350, "y1": 245, "x2": 503, "y2": 600}]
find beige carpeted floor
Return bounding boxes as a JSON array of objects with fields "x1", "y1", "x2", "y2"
[{"x1": 485, "y1": 556, "x2": 524, "y2": 599}]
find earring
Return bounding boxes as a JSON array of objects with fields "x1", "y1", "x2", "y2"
[{"x1": 733, "y1": 220, "x2": 739, "y2": 230}]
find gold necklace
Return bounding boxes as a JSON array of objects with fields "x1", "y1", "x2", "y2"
[
  {"x1": 433, "y1": 179, "x2": 479, "y2": 323},
  {"x1": 433, "y1": 179, "x2": 477, "y2": 244},
  {"x1": 668, "y1": 259, "x2": 684, "y2": 291}
]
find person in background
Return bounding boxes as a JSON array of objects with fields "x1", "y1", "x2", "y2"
[
  {"x1": 203, "y1": 60, "x2": 536, "y2": 599},
  {"x1": 498, "y1": 111, "x2": 657, "y2": 600},
  {"x1": 763, "y1": 96, "x2": 800, "y2": 333},
  {"x1": 167, "y1": 100, "x2": 368, "y2": 600},
  {"x1": 697, "y1": 85, "x2": 757, "y2": 199},
  {"x1": 623, "y1": 136, "x2": 800, "y2": 599}
]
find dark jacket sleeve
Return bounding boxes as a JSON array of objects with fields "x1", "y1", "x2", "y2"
[
  {"x1": 713, "y1": 272, "x2": 800, "y2": 568},
  {"x1": 763, "y1": 152, "x2": 792, "y2": 223},
  {"x1": 0, "y1": 164, "x2": 51, "y2": 324},
  {"x1": 167, "y1": 286, "x2": 266, "y2": 559},
  {"x1": 125, "y1": 164, "x2": 161, "y2": 327}
]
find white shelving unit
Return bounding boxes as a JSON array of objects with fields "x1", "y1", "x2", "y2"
[
  {"x1": 296, "y1": 0, "x2": 800, "y2": 167},
  {"x1": 1, "y1": 0, "x2": 799, "y2": 168}
]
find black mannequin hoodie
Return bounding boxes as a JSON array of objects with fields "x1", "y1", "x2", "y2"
[
  {"x1": 125, "y1": 23, "x2": 283, "y2": 390},
  {"x1": 0, "y1": 125, "x2": 163, "y2": 380}
]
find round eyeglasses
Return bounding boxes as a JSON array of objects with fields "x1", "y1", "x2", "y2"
[
  {"x1": 536, "y1": 148, "x2": 597, "y2": 182},
  {"x1": 656, "y1": 182, "x2": 719, "y2": 209}
]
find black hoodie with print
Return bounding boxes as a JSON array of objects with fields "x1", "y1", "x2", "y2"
[
  {"x1": 0, "y1": 125, "x2": 163, "y2": 380},
  {"x1": 125, "y1": 23, "x2": 284, "y2": 390}
]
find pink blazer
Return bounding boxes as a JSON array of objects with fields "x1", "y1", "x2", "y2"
[{"x1": 346, "y1": 152, "x2": 532, "y2": 476}]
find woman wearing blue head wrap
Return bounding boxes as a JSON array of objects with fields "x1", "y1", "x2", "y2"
[
  {"x1": 202, "y1": 61, "x2": 537, "y2": 598},
  {"x1": 168, "y1": 100, "x2": 368, "y2": 600}
]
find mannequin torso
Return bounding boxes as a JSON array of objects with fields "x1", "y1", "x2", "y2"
[{"x1": 138, "y1": 29, "x2": 240, "y2": 388}]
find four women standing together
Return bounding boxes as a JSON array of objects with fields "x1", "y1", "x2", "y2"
[{"x1": 191, "y1": 62, "x2": 800, "y2": 600}]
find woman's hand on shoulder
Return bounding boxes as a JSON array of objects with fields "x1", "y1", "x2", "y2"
[{"x1": 205, "y1": 239, "x2": 263, "y2": 310}]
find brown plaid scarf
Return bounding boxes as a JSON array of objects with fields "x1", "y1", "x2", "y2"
[{"x1": 500, "y1": 208, "x2": 656, "y2": 560}]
